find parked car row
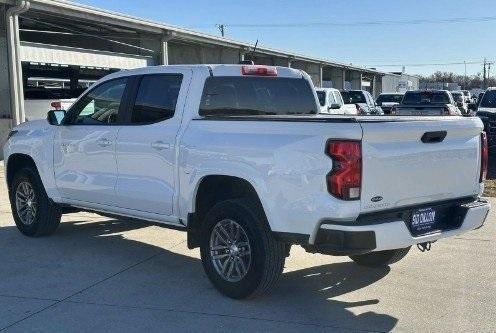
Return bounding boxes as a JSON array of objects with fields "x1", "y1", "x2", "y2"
[
  {"x1": 317, "y1": 88, "x2": 383, "y2": 115},
  {"x1": 317, "y1": 88, "x2": 482, "y2": 117}
]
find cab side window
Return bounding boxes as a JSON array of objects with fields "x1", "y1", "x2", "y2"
[
  {"x1": 131, "y1": 74, "x2": 183, "y2": 124},
  {"x1": 68, "y1": 78, "x2": 127, "y2": 125}
]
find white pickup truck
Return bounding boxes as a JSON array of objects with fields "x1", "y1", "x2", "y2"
[
  {"x1": 3, "y1": 64, "x2": 490, "y2": 299},
  {"x1": 315, "y1": 87, "x2": 357, "y2": 115}
]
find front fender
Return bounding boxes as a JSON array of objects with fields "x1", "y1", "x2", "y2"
[{"x1": 3, "y1": 121, "x2": 59, "y2": 200}]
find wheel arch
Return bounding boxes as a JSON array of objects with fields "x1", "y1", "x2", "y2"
[
  {"x1": 187, "y1": 174, "x2": 269, "y2": 249},
  {"x1": 6, "y1": 153, "x2": 38, "y2": 189}
]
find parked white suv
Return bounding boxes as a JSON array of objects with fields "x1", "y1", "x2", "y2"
[
  {"x1": 4, "y1": 64, "x2": 490, "y2": 299},
  {"x1": 315, "y1": 88, "x2": 357, "y2": 115}
]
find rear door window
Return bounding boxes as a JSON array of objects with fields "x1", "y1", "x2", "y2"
[
  {"x1": 131, "y1": 74, "x2": 183, "y2": 124},
  {"x1": 199, "y1": 76, "x2": 317, "y2": 116}
]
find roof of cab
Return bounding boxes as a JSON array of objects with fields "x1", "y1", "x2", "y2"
[{"x1": 100, "y1": 64, "x2": 304, "y2": 82}]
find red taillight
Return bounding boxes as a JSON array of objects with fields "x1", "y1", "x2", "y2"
[
  {"x1": 51, "y1": 101, "x2": 62, "y2": 110},
  {"x1": 241, "y1": 65, "x2": 277, "y2": 76},
  {"x1": 480, "y1": 131, "x2": 488, "y2": 182},
  {"x1": 326, "y1": 140, "x2": 362, "y2": 200}
]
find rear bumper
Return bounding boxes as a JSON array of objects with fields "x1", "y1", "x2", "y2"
[{"x1": 305, "y1": 199, "x2": 490, "y2": 255}]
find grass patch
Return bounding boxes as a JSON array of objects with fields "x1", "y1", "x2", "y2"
[{"x1": 484, "y1": 178, "x2": 496, "y2": 197}]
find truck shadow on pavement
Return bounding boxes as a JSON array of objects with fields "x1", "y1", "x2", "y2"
[{"x1": 0, "y1": 217, "x2": 398, "y2": 332}]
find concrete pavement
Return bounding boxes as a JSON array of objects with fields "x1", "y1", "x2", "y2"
[{"x1": 0, "y1": 162, "x2": 495, "y2": 332}]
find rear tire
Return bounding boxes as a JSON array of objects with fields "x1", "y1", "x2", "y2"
[
  {"x1": 9, "y1": 167, "x2": 61, "y2": 237},
  {"x1": 200, "y1": 198, "x2": 286, "y2": 299},
  {"x1": 349, "y1": 247, "x2": 411, "y2": 267}
]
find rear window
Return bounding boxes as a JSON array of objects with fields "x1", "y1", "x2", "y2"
[
  {"x1": 199, "y1": 76, "x2": 317, "y2": 116},
  {"x1": 451, "y1": 92, "x2": 463, "y2": 102},
  {"x1": 480, "y1": 90, "x2": 496, "y2": 108},
  {"x1": 341, "y1": 91, "x2": 366, "y2": 104},
  {"x1": 376, "y1": 94, "x2": 403, "y2": 104},
  {"x1": 402, "y1": 91, "x2": 451, "y2": 105}
]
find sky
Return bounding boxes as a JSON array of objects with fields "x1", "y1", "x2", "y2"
[{"x1": 76, "y1": 0, "x2": 496, "y2": 76}]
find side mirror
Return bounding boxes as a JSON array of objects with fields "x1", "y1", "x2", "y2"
[
  {"x1": 329, "y1": 103, "x2": 341, "y2": 110},
  {"x1": 47, "y1": 110, "x2": 66, "y2": 126},
  {"x1": 468, "y1": 103, "x2": 477, "y2": 111}
]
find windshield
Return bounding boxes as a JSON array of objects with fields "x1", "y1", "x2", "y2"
[
  {"x1": 316, "y1": 91, "x2": 326, "y2": 106},
  {"x1": 480, "y1": 90, "x2": 496, "y2": 108},
  {"x1": 376, "y1": 94, "x2": 403, "y2": 104},
  {"x1": 341, "y1": 91, "x2": 366, "y2": 104},
  {"x1": 402, "y1": 91, "x2": 451, "y2": 105},
  {"x1": 199, "y1": 76, "x2": 318, "y2": 116}
]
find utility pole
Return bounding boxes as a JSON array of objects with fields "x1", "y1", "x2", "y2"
[
  {"x1": 464, "y1": 61, "x2": 467, "y2": 89},
  {"x1": 483, "y1": 58, "x2": 487, "y2": 89},
  {"x1": 216, "y1": 24, "x2": 225, "y2": 37},
  {"x1": 488, "y1": 61, "x2": 493, "y2": 86},
  {"x1": 483, "y1": 58, "x2": 494, "y2": 89}
]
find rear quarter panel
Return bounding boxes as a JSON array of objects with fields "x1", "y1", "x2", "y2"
[{"x1": 179, "y1": 119, "x2": 363, "y2": 236}]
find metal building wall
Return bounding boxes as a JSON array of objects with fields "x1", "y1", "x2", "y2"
[
  {"x1": 382, "y1": 73, "x2": 419, "y2": 93},
  {"x1": 0, "y1": 5, "x2": 13, "y2": 153}
]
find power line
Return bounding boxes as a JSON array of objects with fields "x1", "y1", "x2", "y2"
[
  {"x1": 190, "y1": 16, "x2": 496, "y2": 29},
  {"x1": 370, "y1": 61, "x2": 485, "y2": 67}
]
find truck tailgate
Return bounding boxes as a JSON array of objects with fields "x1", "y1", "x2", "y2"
[{"x1": 359, "y1": 117, "x2": 483, "y2": 213}]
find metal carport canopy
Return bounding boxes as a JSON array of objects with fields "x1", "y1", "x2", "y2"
[
  {"x1": 20, "y1": 41, "x2": 155, "y2": 69},
  {"x1": 2, "y1": 0, "x2": 385, "y2": 76}
]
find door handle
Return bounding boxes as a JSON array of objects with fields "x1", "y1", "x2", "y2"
[
  {"x1": 97, "y1": 138, "x2": 112, "y2": 147},
  {"x1": 151, "y1": 141, "x2": 170, "y2": 151},
  {"x1": 421, "y1": 131, "x2": 447, "y2": 143}
]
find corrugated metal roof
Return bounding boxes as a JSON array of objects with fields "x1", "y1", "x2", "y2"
[{"x1": 2, "y1": 0, "x2": 386, "y2": 75}]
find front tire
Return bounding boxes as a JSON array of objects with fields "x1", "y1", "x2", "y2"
[
  {"x1": 349, "y1": 247, "x2": 411, "y2": 267},
  {"x1": 200, "y1": 198, "x2": 286, "y2": 299},
  {"x1": 9, "y1": 167, "x2": 61, "y2": 237}
]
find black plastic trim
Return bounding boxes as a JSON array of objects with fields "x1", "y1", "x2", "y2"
[
  {"x1": 304, "y1": 229, "x2": 376, "y2": 256},
  {"x1": 421, "y1": 130, "x2": 447, "y2": 143},
  {"x1": 272, "y1": 232, "x2": 309, "y2": 245},
  {"x1": 322, "y1": 196, "x2": 476, "y2": 227},
  {"x1": 192, "y1": 116, "x2": 357, "y2": 123}
]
